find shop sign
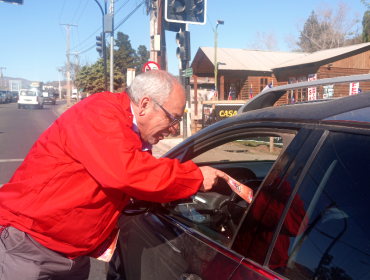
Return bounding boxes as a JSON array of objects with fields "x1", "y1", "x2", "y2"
[
  {"x1": 349, "y1": 82, "x2": 359, "y2": 95},
  {"x1": 323, "y1": 85, "x2": 334, "y2": 99},
  {"x1": 308, "y1": 74, "x2": 317, "y2": 100}
]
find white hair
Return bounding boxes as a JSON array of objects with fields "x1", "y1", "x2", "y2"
[{"x1": 127, "y1": 70, "x2": 183, "y2": 106}]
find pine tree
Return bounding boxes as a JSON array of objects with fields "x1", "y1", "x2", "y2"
[{"x1": 135, "y1": 45, "x2": 150, "y2": 75}]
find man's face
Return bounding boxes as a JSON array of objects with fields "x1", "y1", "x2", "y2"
[{"x1": 137, "y1": 83, "x2": 186, "y2": 145}]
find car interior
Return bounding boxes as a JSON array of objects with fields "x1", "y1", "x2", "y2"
[{"x1": 160, "y1": 131, "x2": 297, "y2": 247}]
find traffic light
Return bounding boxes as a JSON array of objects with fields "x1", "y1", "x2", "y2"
[
  {"x1": 165, "y1": 0, "x2": 207, "y2": 25},
  {"x1": 176, "y1": 31, "x2": 191, "y2": 61},
  {"x1": 96, "y1": 33, "x2": 103, "y2": 57},
  {"x1": 0, "y1": 0, "x2": 24, "y2": 4}
]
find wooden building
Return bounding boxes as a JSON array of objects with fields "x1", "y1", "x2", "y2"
[
  {"x1": 272, "y1": 42, "x2": 370, "y2": 105},
  {"x1": 191, "y1": 43, "x2": 370, "y2": 104},
  {"x1": 190, "y1": 47, "x2": 305, "y2": 100}
]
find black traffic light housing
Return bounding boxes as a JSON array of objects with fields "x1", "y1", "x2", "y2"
[
  {"x1": 165, "y1": 0, "x2": 207, "y2": 25},
  {"x1": 176, "y1": 31, "x2": 191, "y2": 61},
  {"x1": 0, "y1": 0, "x2": 24, "y2": 4},
  {"x1": 96, "y1": 32, "x2": 104, "y2": 57}
]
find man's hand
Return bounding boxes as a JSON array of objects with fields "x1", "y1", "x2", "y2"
[{"x1": 199, "y1": 166, "x2": 229, "y2": 192}]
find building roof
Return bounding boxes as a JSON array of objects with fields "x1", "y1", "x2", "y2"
[
  {"x1": 191, "y1": 47, "x2": 306, "y2": 72},
  {"x1": 273, "y1": 42, "x2": 370, "y2": 69}
]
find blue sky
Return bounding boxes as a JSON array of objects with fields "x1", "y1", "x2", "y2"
[{"x1": 0, "y1": 0, "x2": 367, "y2": 83}]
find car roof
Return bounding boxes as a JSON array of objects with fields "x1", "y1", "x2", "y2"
[{"x1": 238, "y1": 74, "x2": 370, "y2": 114}]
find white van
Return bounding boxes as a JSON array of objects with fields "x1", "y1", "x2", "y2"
[{"x1": 18, "y1": 89, "x2": 44, "y2": 109}]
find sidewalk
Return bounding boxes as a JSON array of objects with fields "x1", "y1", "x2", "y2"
[{"x1": 152, "y1": 138, "x2": 184, "y2": 158}]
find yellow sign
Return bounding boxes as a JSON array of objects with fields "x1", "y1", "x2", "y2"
[{"x1": 219, "y1": 110, "x2": 237, "y2": 117}]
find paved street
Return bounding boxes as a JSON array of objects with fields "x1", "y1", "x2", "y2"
[{"x1": 0, "y1": 100, "x2": 106, "y2": 280}]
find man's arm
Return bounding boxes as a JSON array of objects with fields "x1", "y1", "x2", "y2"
[{"x1": 61, "y1": 100, "x2": 225, "y2": 203}]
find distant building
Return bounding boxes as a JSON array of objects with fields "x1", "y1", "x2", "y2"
[{"x1": 9, "y1": 80, "x2": 22, "y2": 92}]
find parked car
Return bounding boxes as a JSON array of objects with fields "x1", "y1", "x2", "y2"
[
  {"x1": 18, "y1": 89, "x2": 43, "y2": 109},
  {"x1": 5, "y1": 90, "x2": 12, "y2": 103},
  {"x1": 71, "y1": 93, "x2": 82, "y2": 100},
  {"x1": 42, "y1": 92, "x2": 56, "y2": 105},
  {"x1": 11, "y1": 91, "x2": 18, "y2": 102},
  {"x1": 0, "y1": 91, "x2": 6, "y2": 103},
  {"x1": 108, "y1": 75, "x2": 370, "y2": 280}
]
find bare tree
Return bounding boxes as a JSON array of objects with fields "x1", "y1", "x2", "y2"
[
  {"x1": 286, "y1": 1, "x2": 360, "y2": 53},
  {"x1": 61, "y1": 58, "x2": 90, "y2": 86},
  {"x1": 248, "y1": 29, "x2": 280, "y2": 51}
]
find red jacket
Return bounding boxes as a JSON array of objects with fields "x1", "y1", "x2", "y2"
[{"x1": 0, "y1": 92, "x2": 203, "y2": 258}]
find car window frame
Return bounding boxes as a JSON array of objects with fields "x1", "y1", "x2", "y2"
[{"x1": 156, "y1": 124, "x2": 305, "y2": 254}]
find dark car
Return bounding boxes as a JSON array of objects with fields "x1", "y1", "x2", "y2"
[
  {"x1": 11, "y1": 91, "x2": 18, "y2": 102},
  {"x1": 109, "y1": 75, "x2": 370, "y2": 280},
  {"x1": 5, "y1": 91, "x2": 12, "y2": 103},
  {"x1": 0, "y1": 91, "x2": 6, "y2": 103},
  {"x1": 43, "y1": 92, "x2": 56, "y2": 105}
]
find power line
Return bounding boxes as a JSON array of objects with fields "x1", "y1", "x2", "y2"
[
  {"x1": 77, "y1": 28, "x2": 82, "y2": 47},
  {"x1": 207, "y1": 14, "x2": 215, "y2": 33},
  {"x1": 71, "y1": 0, "x2": 84, "y2": 23},
  {"x1": 115, "y1": 0, "x2": 130, "y2": 15},
  {"x1": 70, "y1": 26, "x2": 101, "y2": 51},
  {"x1": 115, "y1": 0, "x2": 145, "y2": 30},
  {"x1": 59, "y1": 25, "x2": 67, "y2": 44},
  {"x1": 79, "y1": 0, "x2": 145, "y2": 54},
  {"x1": 76, "y1": 0, "x2": 90, "y2": 23},
  {"x1": 59, "y1": 0, "x2": 67, "y2": 21}
]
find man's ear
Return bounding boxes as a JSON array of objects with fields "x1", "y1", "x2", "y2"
[{"x1": 138, "y1": 96, "x2": 152, "y2": 116}]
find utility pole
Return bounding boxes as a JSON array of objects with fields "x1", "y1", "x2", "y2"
[
  {"x1": 56, "y1": 67, "x2": 62, "y2": 99},
  {"x1": 59, "y1": 23, "x2": 77, "y2": 108},
  {"x1": 71, "y1": 51, "x2": 82, "y2": 101},
  {"x1": 94, "y1": 0, "x2": 107, "y2": 91},
  {"x1": 150, "y1": 0, "x2": 158, "y2": 62},
  {"x1": 109, "y1": 0, "x2": 114, "y2": 92},
  {"x1": 0, "y1": 67, "x2": 5, "y2": 89}
]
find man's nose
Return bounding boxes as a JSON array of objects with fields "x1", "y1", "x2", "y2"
[{"x1": 169, "y1": 123, "x2": 179, "y2": 135}]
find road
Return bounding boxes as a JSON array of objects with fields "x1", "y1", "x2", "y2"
[{"x1": 0, "y1": 100, "x2": 106, "y2": 280}]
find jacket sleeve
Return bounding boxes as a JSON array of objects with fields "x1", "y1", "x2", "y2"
[{"x1": 61, "y1": 99, "x2": 203, "y2": 203}]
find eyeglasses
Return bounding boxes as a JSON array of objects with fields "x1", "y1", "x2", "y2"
[{"x1": 152, "y1": 99, "x2": 183, "y2": 127}]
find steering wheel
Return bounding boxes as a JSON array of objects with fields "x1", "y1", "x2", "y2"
[{"x1": 228, "y1": 168, "x2": 257, "y2": 204}]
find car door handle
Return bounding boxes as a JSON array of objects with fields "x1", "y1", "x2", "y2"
[{"x1": 180, "y1": 273, "x2": 202, "y2": 280}]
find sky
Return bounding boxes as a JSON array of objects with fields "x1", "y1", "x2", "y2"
[{"x1": 0, "y1": 0, "x2": 367, "y2": 84}]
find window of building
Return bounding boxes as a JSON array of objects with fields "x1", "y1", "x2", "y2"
[
  {"x1": 260, "y1": 78, "x2": 269, "y2": 92},
  {"x1": 297, "y1": 76, "x2": 307, "y2": 102}
]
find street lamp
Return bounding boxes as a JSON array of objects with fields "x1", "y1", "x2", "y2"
[{"x1": 214, "y1": 20, "x2": 224, "y2": 100}]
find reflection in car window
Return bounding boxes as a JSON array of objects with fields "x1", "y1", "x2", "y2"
[
  {"x1": 192, "y1": 136, "x2": 283, "y2": 163},
  {"x1": 269, "y1": 132, "x2": 370, "y2": 280},
  {"x1": 161, "y1": 136, "x2": 284, "y2": 248},
  {"x1": 20, "y1": 91, "x2": 37, "y2": 96}
]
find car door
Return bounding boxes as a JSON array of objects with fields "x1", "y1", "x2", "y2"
[
  {"x1": 121, "y1": 124, "x2": 314, "y2": 280},
  {"x1": 259, "y1": 127, "x2": 370, "y2": 280},
  {"x1": 230, "y1": 126, "x2": 370, "y2": 279}
]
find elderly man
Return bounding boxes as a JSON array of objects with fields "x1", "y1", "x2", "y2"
[{"x1": 0, "y1": 70, "x2": 227, "y2": 279}]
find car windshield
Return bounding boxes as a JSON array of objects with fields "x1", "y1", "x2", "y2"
[{"x1": 20, "y1": 91, "x2": 37, "y2": 96}]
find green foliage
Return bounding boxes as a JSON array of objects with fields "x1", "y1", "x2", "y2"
[
  {"x1": 108, "y1": 32, "x2": 137, "y2": 75},
  {"x1": 74, "y1": 59, "x2": 124, "y2": 94},
  {"x1": 361, "y1": 0, "x2": 370, "y2": 9},
  {"x1": 298, "y1": 11, "x2": 328, "y2": 52},
  {"x1": 76, "y1": 32, "x2": 149, "y2": 94},
  {"x1": 363, "y1": 10, "x2": 370, "y2": 42},
  {"x1": 135, "y1": 45, "x2": 150, "y2": 75}
]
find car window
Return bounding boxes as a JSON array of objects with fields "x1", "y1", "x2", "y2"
[
  {"x1": 192, "y1": 136, "x2": 283, "y2": 163},
  {"x1": 268, "y1": 132, "x2": 370, "y2": 280},
  {"x1": 160, "y1": 135, "x2": 286, "y2": 248},
  {"x1": 20, "y1": 91, "x2": 36, "y2": 96}
]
